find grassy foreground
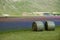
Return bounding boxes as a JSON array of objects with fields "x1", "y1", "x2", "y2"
[{"x1": 0, "y1": 27, "x2": 60, "y2": 40}]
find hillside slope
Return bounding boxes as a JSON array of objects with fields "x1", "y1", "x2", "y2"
[{"x1": 0, "y1": 0, "x2": 60, "y2": 15}]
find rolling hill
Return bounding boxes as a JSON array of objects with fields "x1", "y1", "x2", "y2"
[{"x1": 0, "y1": 0, "x2": 60, "y2": 16}]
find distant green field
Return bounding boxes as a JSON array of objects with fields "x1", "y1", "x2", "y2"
[
  {"x1": 0, "y1": 0, "x2": 60, "y2": 16},
  {"x1": 0, "y1": 27, "x2": 60, "y2": 40}
]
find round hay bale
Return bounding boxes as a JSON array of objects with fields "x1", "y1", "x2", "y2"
[
  {"x1": 32, "y1": 21, "x2": 45, "y2": 31},
  {"x1": 45, "y1": 21, "x2": 55, "y2": 31}
]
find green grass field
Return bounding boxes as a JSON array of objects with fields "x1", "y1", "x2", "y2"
[
  {"x1": 0, "y1": 0, "x2": 60, "y2": 40},
  {"x1": 0, "y1": 27, "x2": 60, "y2": 40},
  {"x1": 0, "y1": 0, "x2": 60, "y2": 16}
]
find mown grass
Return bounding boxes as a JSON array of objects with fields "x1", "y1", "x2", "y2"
[{"x1": 0, "y1": 27, "x2": 60, "y2": 40}]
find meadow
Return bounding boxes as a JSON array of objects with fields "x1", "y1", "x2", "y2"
[
  {"x1": 0, "y1": 27, "x2": 60, "y2": 40},
  {"x1": 0, "y1": 0, "x2": 60, "y2": 16},
  {"x1": 0, "y1": 0, "x2": 60, "y2": 40}
]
